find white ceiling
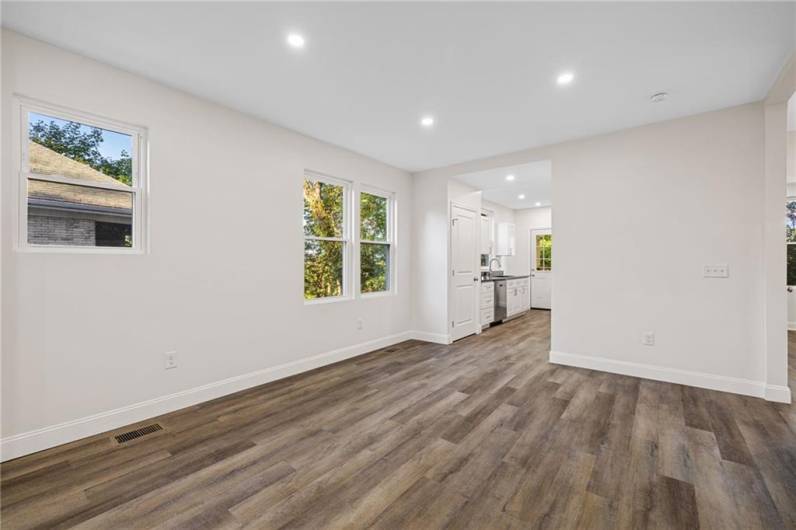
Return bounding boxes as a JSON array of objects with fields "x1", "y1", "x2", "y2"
[
  {"x1": 3, "y1": 2, "x2": 794, "y2": 172},
  {"x1": 456, "y1": 161, "x2": 551, "y2": 210}
]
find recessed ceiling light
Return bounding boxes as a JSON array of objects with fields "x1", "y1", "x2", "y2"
[
  {"x1": 420, "y1": 116, "x2": 435, "y2": 128},
  {"x1": 535, "y1": 202, "x2": 542, "y2": 207},
  {"x1": 287, "y1": 33, "x2": 305, "y2": 49},
  {"x1": 650, "y1": 92, "x2": 668, "y2": 103},
  {"x1": 506, "y1": 174, "x2": 515, "y2": 181},
  {"x1": 518, "y1": 194, "x2": 526, "y2": 200},
  {"x1": 556, "y1": 71, "x2": 575, "y2": 86}
]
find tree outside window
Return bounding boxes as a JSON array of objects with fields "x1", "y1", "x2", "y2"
[
  {"x1": 360, "y1": 192, "x2": 391, "y2": 293},
  {"x1": 304, "y1": 177, "x2": 347, "y2": 300}
]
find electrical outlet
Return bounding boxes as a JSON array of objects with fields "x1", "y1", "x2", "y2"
[
  {"x1": 356, "y1": 318, "x2": 363, "y2": 330},
  {"x1": 703, "y1": 264, "x2": 729, "y2": 278},
  {"x1": 164, "y1": 351, "x2": 177, "y2": 370},
  {"x1": 642, "y1": 331, "x2": 655, "y2": 346}
]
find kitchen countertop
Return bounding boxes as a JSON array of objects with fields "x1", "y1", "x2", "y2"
[{"x1": 481, "y1": 275, "x2": 530, "y2": 281}]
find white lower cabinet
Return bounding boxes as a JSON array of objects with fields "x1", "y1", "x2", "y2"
[
  {"x1": 480, "y1": 282, "x2": 495, "y2": 327},
  {"x1": 506, "y1": 278, "x2": 531, "y2": 318}
]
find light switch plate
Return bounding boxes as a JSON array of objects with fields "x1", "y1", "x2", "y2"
[{"x1": 703, "y1": 265, "x2": 729, "y2": 278}]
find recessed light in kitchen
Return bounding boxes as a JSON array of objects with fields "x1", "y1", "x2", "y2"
[
  {"x1": 506, "y1": 174, "x2": 515, "y2": 181},
  {"x1": 518, "y1": 194, "x2": 526, "y2": 200},
  {"x1": 420, "y1": 116, "x2": 435, "y2": 128},
  {"x1": 535, "y1": 202, "x2": 542, "y2": 207},
  {"x1": 287, "y1": 33, "x2": 306, "y2": 49},
  {"x1": 556, "y1": 71, "x2": 575, "y2": 86}
]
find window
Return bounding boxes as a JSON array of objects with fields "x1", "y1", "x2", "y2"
[
  {"x1": 535, "y1": 233, "x2": 552, "y2": 271},
  {"x1": 19, "y1": 99, "x2": 146, "y2": 251},
  {"x1": 302, "y1": 174, "x2": 395, "y2": 302},
  {"x1": 303, "y1": 173, "x2": 350, "y2": 300},
  {"x1": 360, "y1": 190, "x2": 393, "y2": 294}
]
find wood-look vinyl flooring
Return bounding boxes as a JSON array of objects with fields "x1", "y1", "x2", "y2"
[{"x1": 2, "y1": 310, "x2": 795, "y2": 529}]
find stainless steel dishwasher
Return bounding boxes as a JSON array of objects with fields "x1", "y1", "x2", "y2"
[{"x1": 495, "y1": 279, "x2": 507, "y2": 322}]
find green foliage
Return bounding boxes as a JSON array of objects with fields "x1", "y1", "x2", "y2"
[
  {"x1": 302, "y1": 184, "x2": 390, "y2": 298},
  {"x1": 787, "y1": 201, "x2": 796, "y2": 243},
  {"x1": 788, "y1": 201, "x2": 796, "y2": 286},
  {"x1": 361, "y1": 243, "x2": 389, "y2": 293},
  {"x1": 29, "y1": 119, "x2": 132, "y2": 185},
  {"x1": 360, "y1": 192, "x2": 389, "y2": 293},
  {"x1": 535, "y1": 234, "x2": 552, "y2": 271},
  {"x1": 360, "y1": 192, "x2": 387, "y2": 241},
  {"x1": 304, "y1": 180, "x2": 344, "y2": 299}
]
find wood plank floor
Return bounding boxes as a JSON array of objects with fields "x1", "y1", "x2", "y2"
[{"x1": 2, "y1": 310, "x2": 795, "y2": 529}]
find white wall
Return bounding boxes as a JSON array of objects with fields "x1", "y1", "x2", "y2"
[
  {"x1": 513, "y1": 207, "x2": 552, "y2": 277},
  {"x1": 1, "y1": 30, "x2": 414, "y2": 458},
  {"x1": 415, "y1": 103, "x2": 785, "y2": 400}
]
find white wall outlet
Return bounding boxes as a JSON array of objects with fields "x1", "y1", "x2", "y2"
[
  {"x1": 164, "y1": 351, "x2": 177, "y2": 370},
  {"x1": 357, "y1": 318, "x2": 363, "y2": 330},
  {"x1": 642, "y1": 331, "x2": 655, "y2": 346},
  {"x1": 703, "y1": 264, "x2": 729, "y2": 278}
]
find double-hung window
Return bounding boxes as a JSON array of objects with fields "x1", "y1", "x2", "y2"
[
  {"x1": 303, "y1": 172, "x2": 351, "y2": 301},
  {"x1": 303, "y1": 173, "x2": 395, "y2": 301},
  {"x1": 359, "y1": 189, "x2": 394, "y2": 294},
  {"x1": 18, "y1": 98, "x2": 147, "y2": 252}
]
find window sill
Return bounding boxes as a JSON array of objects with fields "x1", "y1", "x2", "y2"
[
  {"x1": 16, "y1": 244, "x2": 145, "y2": 255},
  {"x1": 360, "y1": 291, "x2": 396, "y2": 299},
  {"x1": 304, "y1": 295, "x2": 354, "y2": 306}
]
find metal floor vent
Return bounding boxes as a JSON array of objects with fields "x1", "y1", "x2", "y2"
[{"x1": 114, "y1": 423, "x2": 163, "y2": 444}]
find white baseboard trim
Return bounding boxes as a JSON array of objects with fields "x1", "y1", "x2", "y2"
[
  {"x1": 0, "y1": 330, "x2": 415, "y2": 462},
  {"x1": 764, "y1": 384, "x2": 792, "y2": 403},
  {"x1": 410, "y1": 330, "x2": 451, "y2": 344},
  {"x1": 789, "y1": 321, "x2": 796, "y2": 331},
  {"x1": 549, "y1": 350, "x2": 791, "y2": 403}
]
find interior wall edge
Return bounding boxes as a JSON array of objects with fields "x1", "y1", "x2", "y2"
[
  {"x1": 549, "y1": 350, "x2": 791, "y2": 404},
  {"x1": 0, "y1": 329, "x2": 419, "y2": 462},
  {"x1": 409, "y1": 330, "x2": 452, "y2": 345}
]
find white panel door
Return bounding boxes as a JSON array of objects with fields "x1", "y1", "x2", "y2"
[
  {"x1": 450, "y1": 204, "x2": 479, "y2": 341},
  {"x1": 531, "y1": 229, "x2": 552, "y2": 309}
]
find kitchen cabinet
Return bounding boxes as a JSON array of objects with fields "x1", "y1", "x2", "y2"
[
  {"x1": 506, "y1": 277, "x2": 530, "y2": 317},
  {"x1": 495, "y1": 222, "x2": 515, "y2": 256},
  {"x1": 480, "y1": 281, "x2": 495, "y2": 327},
  {"x1": 479, "y1": 215, "x2": 492, "y2": 255}
]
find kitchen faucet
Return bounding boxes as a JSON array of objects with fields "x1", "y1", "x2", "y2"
[{"x1": 488, "y1": 257, "x2": 501, "y2": 273}]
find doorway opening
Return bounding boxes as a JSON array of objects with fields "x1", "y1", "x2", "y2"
[{"x1": 447, "y1": 160, "x2": 552, "y2": 342}]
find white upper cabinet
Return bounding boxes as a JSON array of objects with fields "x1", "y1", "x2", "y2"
[
  {"x1": 495, "y1": 222, "x2": 515, "y2": 256},
  {"x1": 479, "y1": 215, "x2": 492, "y2": 255}
]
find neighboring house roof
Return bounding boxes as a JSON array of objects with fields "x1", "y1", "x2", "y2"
[{"x1": 28, "y1": 141, "x2": 132, "y2": 214}]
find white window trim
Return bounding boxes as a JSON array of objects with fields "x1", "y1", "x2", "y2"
[
  {"x1": 303, "y1": 170, "x2": 353, "y2": 304},
  {"x1": 357, "y1": 184, "x2": 397, "y2": 298},
  {"x1": 14, "y1": 95, "x2": 149, "y2": 254}
]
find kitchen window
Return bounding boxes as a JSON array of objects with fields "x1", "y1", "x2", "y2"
[
  {"x1": 17, "y1": 98, "x2": 147, "y2": 252},
  {"x1": 359, "y1": 189, "x2": 394, "y2": 294},
  {"x1": 303, "y1": 172, "x2": 351, "y2": 301}
]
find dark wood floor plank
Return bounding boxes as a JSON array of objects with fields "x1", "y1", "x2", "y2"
[{"x1": 1, "y1": 310, "x2": 794, "y2": 530}]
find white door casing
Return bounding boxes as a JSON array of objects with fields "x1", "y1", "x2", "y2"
[
  {"x1": 450, "y1": 203, "x2": 479, "y2": 341},
  {"x1": 531, "y1": 228, "x2": 552, "y2": 309}
]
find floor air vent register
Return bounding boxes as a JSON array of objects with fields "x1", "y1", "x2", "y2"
[{"x1": 113, "y1": 423, "x2": 163, "y2": 444}]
